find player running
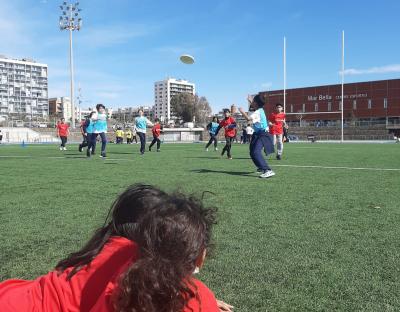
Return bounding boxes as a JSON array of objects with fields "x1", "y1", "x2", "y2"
[
  {"x1": 205, "y1": 116, "x2": 219, "y2": 151},
  {"x1": 215, "y1": 109, "x2": 236, "y2": 160}
]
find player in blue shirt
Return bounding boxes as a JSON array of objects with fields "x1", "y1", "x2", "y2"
[
  {"x1": 205, "y1": 116, "x2": 220, "y2": 151},
  {"x1": 239, "y1": 95, "x2": 275, "y2": 178},
  {"x1": 135, "y1": 109, "x2": 153, "y2": 155},
  {"x1": 88, "y1": 104, "x2": 112, "y2": 158}
]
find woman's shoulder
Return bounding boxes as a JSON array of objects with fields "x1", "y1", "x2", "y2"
[{"x1": 185, "y1": 278, "x2": 219, "y2": 312}]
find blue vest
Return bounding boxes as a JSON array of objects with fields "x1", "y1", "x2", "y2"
[
  {"x1": 94, "y1": 112, "x2": 108, "y2": 133},
  {"x1": 253, "y1": 108, "x2": 267, "y2": 133},
  {"x1": 135, "y1": 117, "x2": 147, "y2": 131},
  {"x1": 86, "y1": 120, "x2": 94, "y2": 134},
  {"x1": 209, "y1": 122, "x2": 219, "y2": 135}
]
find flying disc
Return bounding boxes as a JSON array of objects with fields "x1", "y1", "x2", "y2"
[{"x1": 180, "y1": 54, "x2": 195, "y2": 64}]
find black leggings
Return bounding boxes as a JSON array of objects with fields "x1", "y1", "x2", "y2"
[
  {"x1": 205, "y1": 134, "x2": 217, "y2": 148},
  {"x1": 60, "y1": 136, "x2": 67, "y2": 147},
  {"x1": 149, "y1": 137, "x2": 161, "y2": 150},
  {"x1": 221, "y1": 137, "x2": 234, "y2": 158}
]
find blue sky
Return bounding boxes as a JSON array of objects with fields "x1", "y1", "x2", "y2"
[{"x1": 1, "y1": 0, "x2": 399, "y2": 113}]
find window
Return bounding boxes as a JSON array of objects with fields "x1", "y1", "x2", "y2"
[
  {"x1": 384, "y1": 98, "x2": 387, "y2": 109},
  {"x1": 314, "y1": 103, "x2": 318, "y2": 112},
  {"x1": 353, "y1": 100, "x2": 357, "y2": 110},
  {"x1": 339, "y1": 101, "x2": 342, "y2": 111},
  {"x1": 368, "y1": 99, "x2": 372, "y2": 109},
  {"x1": 327, "y1": 102, "x2": 332, "y2": 111},
  {"x1": 302, "y1": 103, "x2": 305, "y2": 113},
  {"x1": 290, "y1": 104, "x2": 293, "y2": 113}
]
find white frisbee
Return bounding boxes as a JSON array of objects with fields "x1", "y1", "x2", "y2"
[{"x1": 180, "y1": 54, "x2": 195, "y2": 65}]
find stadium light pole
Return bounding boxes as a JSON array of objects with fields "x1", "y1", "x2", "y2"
[
  {"x1": 341, "y1": 30, "x2": 345, "y2": 143},
  {"x1": 283, "y1": 36, "x2": 286, "y2": 113},
  {"x1": 59, "y1": 1, "x2": 82, "y2": 129}
]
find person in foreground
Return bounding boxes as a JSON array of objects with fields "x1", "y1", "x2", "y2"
[{"x1": 0, "y1": 184, "x2": 233, "y2": 312}]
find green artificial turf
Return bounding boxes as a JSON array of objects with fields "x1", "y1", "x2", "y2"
[{"x1": 1, "y1": 142, "x2": 400, "y2": 311}]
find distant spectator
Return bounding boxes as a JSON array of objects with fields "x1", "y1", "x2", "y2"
[
  {"x1": 241, "y1": 125, "x2": 247, "y2": 144},
  {"x1": 246, "y1": 124, "x2": 254, "y2": 143}
]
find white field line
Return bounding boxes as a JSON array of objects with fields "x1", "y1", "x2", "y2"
[
  {"x1": 0, "y1": 155, "x2": 399, "y2": 172},
  {"x1": 273, "y1": 164, "x2": 400, "y2": 171}
]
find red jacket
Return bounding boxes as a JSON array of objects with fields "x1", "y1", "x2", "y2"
[
  {"x1": 152, "y1": 124, "x2": 161, "y2": 138},
  {"x1": 0, "y1": 236, "x2": 219, "y2": 312}
]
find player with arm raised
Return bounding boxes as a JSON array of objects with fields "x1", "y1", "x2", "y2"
[{"x1": 239, "y1": 95, "x2": 275, "y2": 178}]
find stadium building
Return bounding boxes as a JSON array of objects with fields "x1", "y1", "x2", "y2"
[
  {"x1": 259, "y1": 79, "x2": 400, "y2": 132},
  {"x1": 260, "y1": 79, "x2": 400, "y2": 125}
]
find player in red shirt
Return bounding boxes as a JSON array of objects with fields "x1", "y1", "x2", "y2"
[
  {"x1": 149, "y1": 118, "x2": 162, "y2": 152},
  {"x1": 215, "y1": 109, "x2": 237, "y2": 159},
  {"x1": 268, "y1": 103, "x2": 286, "y2": 160},
  {"x1": 0, "y1": 185, "x2": 232, "y2": 312},
  {"x1": 56, "y1": 118, "x2": 70, "y2": 151}
]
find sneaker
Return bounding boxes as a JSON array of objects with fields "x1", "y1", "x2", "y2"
[
  {"x1": 78, "y1": 145, "x2": 83, "y2": 152},
  {"x1": 157, "y1": 149, "x2": 160, "y2": 152},
  {"x1": 86, "y1": 151, "x2": 91, "y2": 158},
  {"x1": 149, "y1": 147, "x2": 152, "y2": 152},
  {"x1": 59, "y1": 147, "x2": 63, "y2": 151},
  {"x1": 228, "y1": 157, "x2": 233, "y2": 160},
  {"x1": 63, "y1": 147, "x2": 67, "y2": 151},
  {"x1": 276, "y1": 155, "x2": 281, "y2": 160},
  {"x1": 100, "y1": 153, "x2": 106, "y2": 158},
  {"x1": 215, "y1": 147, "x2": 218, "y2": 151},
  {"x1": 205, "y1": 148, "x2": 209, "y2": 151},
  {"x1": 260, "y1": 170, "x2": 276, "y2": 178}
]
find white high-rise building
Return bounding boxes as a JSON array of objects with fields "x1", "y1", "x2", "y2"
[
  {"x1": 0, "y1": 56, "x2": 49, "y2": 118},
  {"x1": 154, "y1": 78, "x2": 195, "y2": 121}
]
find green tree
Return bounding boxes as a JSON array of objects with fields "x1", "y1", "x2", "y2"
[{"x1": 170, "y1": 93, "x2": 212, "y2": 124}]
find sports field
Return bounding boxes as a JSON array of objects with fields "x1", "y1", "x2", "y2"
[{"x1": 1, "y1": 142, "x2": 400, "y2": 311}]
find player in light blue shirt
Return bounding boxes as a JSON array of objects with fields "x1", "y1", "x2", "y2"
[
  {"x1": 135, "y1": 109, "x2": 153, "y2": 155},
  {"x1": 205, "y1": 116, "x2": 220, "y2": 151},
  {"x1": 239, "y1": 94, "x2": 275, "y2": 178},
  {"x1": 88, "y1": 104, "x2": 112, "y2": 158}
]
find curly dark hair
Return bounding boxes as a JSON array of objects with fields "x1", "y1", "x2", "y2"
[
  {"x1": 55, "y1": 184, "x2": 169, "y2": 279},
  {"x1": 113, "y1": 192, "x2": 216, "y2": 312}
]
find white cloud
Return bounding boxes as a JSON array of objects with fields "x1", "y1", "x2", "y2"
[
  {"x1": 341, "y1": 64, "x2": 400, "y2": 75},
  {"x1": 76, "y1": 24, "x2": 157, "y2": 47}
]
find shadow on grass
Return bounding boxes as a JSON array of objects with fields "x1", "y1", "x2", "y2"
[{"x1": 190, "y1": 168, "x2": 255, "y2": 177}]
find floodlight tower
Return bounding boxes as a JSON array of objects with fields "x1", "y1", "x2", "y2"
[{"x1": 59, "y1": 1, "x2": 82, "y2": 128}]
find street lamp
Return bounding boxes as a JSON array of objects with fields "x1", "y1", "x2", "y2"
[{"x1": 59, "y1": 1, "x2": 82, "y2": 128}]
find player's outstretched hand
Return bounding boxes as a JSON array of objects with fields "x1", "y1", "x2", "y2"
[
  {"x1": 216, "y1": 299, "x2": 234, "y2": 312},
  {"x1": 238, "y1": 107, "x2": 245, "y2": 114}
]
